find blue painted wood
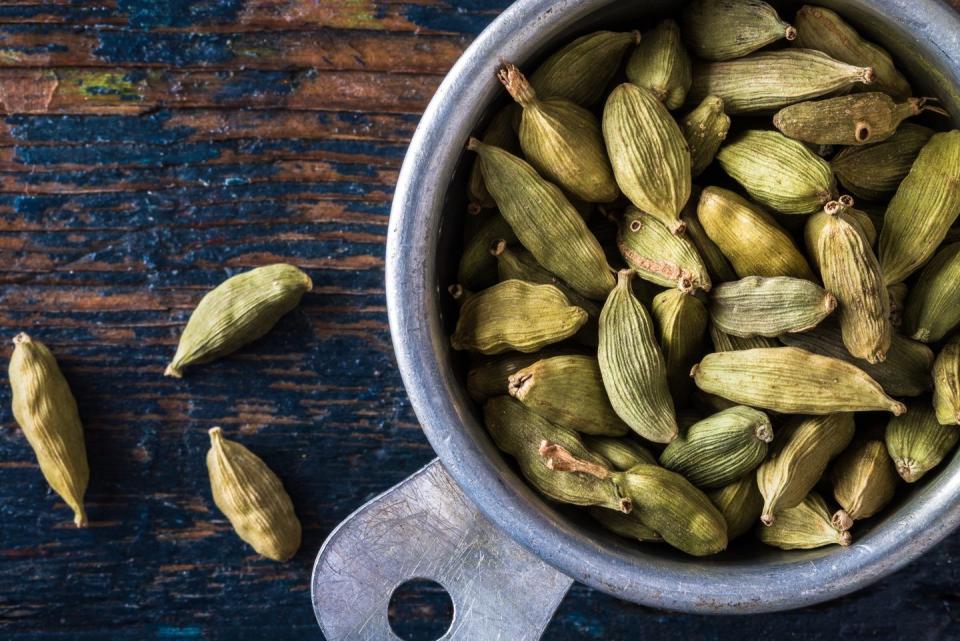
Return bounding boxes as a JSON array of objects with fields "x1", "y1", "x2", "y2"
[{"x1": 0, "y1": 1, "x2": 958, "y2": 639}]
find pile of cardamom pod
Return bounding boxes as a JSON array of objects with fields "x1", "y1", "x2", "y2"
[{"x1": 454, "y1": 1, "x2": 960, "y2": 556}]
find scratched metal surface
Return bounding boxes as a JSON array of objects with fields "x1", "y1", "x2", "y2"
[{"x1": 1, "y1": 1, "x2": 960, "y2": 639}]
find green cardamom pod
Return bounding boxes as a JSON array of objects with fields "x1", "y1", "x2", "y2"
[
  {"x1": 450, "y1": 279, "x2": 588, "y2": 354},
  {"x1": 508, "y1": 355, "x2": 629, "y2": 436},
  {"x1": 583, "y1": 435, "x2": 657, "y2": 470},
  {"x1": 207, "y1": 427, "x2": 301, "y2": 561},
  {"x1": 468, "y1": 139, "x2": 615, "y2": 299},
  {"x1": 681, "y1": 186, "x2": 738, "y2": 282},
  {"x1": 808, "y1": 200, "x2": 892, "y2": 363},
  {"x1": 831, "y1": 440, "x2": 898, "y2": 527},
  {"x1": 165, "y1": 264, "x2": 313, "y2": 378},
  {"x1": 491, "y1": 240, "x2": 601, "y2": 317},
  {"x1": 9, "y1": 333, "x2": 89, "y2": 527},
  {"x1": 458, "y1": 211, "x2": 518, "y2": 291},
  {"x1": 625, "y1": 19, "x2": 692, "y2": 110},
  {"x1": 709, "y1": 276, "x2": 836, "y2": 338},
  {"x1": 716, "y1": 130, "x2": 837, "y2": 214},
  {"x1": 803, "y1": 197, "x2": 876, "y2": 251},
  {"x1": 779, "y1": 319, "x2": 933, "y2": 397},
  {"x1": 886, "y1": 399, "x2": 960, "y2": 481},
  {"x1": 468, "y1": 105, "x2": 521, "y2": 210},
  {"x1": 933, "y1": 337, "x2": 960, "y2": 426},
  {"x1": 588, "y1": 507, "x2": 662, "y2": 542},
  {"x1": 879, "y1": 130, "x2": 960, "y2": 285},
  {"x1": 660, "y1": 406, "x2": 773, "y2": 488},
  {"x1": 697, "y1": 187, "x2": 815, "y2": 279},
  {"x1": 617, "y1": 207, "x2": 711, "y2": 292},
  {"x1": 682, "y1": 0, "x2": 796, "y2": 61},
  {"x1": 757, "y1": 414, "x2": 855, "y2": 525},
  {"x1": 603, "y1": 83, "x2": 692, "y2": 233},
  {"x1": 709, "y1": 323, "x2": 779, "y2": 352},
  {"x1": 792, "y1": 5, "x2": 912, "y2": 99},
  {"x1": 466, "y1": 347, "x2": 581, "y2": 401},
  {"x1": 530, "y1": 31, "x2": 640, "y2": 107},
  {"x1": 598, "y1": 270, "x2": 679, "y2": 444},
  {"x1": 652, "y1": 288, "x2": 709, "y2": 403},
  {"x1": 499, "y1": 63, "x2": 619, "y2": 203},
  {"x1": 888, "y1": 281, "x2": 908, "y2": 327},
  {"x1": 758, "y1": 492, "x2": 852, "y2": 549},
  {"x1": 681, "y1": 96, "x2": 731, "y2": 177},
  {"x1": 688, "y1": 49, "x2": 875, "y2": 115},
  {"x1": 903, "y1": 243, "x2": 960, "y2": 343},
  {"x1": 773, "y1": 93, "x2": 939, "y2": 146},
  {"x1": 692, "y1": 347, "x2": 906, "y2": 415},
  {"x1": 708, "y1": 474, "x2": 764, "y2": 541},
  {"x1": 832, "y1": 125, "x2": 934, "y2": 202},
  {"x1": 486, "y1": 397, "x2": 631, "y2": 512}
]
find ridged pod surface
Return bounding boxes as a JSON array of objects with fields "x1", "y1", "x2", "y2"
[
  {"x1": 717, "y1": 130, "x2": 837, "y2": 214},
  {"x1": 467, "y1": 349, "x2": 579, "y2": 401},
  {"x1": 680, "y1": 186, "x2": 738, "y2": 282},
  {"x1": 879, "y1": 130, "x2": 960, "y2": 285},
  {"x1": 903, "y1": 243, "x2": 960, "y2": 343},
  {"x1": 831, "y1": 124, "x2": 934, "y2": 202},
  {"x1": 831, "y1": 440, "x2": 898, "y2": 524},
  {"x1": 758, "y1": 492, "x2": 852, "y2": 549},
  {"x1": 709, "y1": 324, "x2": 779, "y2": 352},
  {"x1": 652, "y1": 288, "x2": 709, "y2": 403},
  {"x1": 681, "y1": 96, "x2": 731, "y2": 177},
  {"x1": 469, "y1": 139, "x2": 615, "y2": 298},
  {"x1": 708, "y1": 475, "x2": 764, "y2": 540},
  {"x1": 682, "y1": 0, "x2": 795, "y2": 61},
  {"x1": 598, "y1": 270, "x2": 679, "y2": 443},
  {"x1": 933, "y1": 337, "x2": 960, "y2": 426},
  {"x1": 625, "y1": 19, "x2": 692, "y2": 110},
  {"x1": 588, "y1": 507, "x2": 662, "y2": 542},
  {"x1": 583, "y1": 435, "x2": 657, "y2": 470},
  {"x1": 688, "y1": 49, "x2": 874, "y2": 115},
  {"x1": 468, "y1": 105, "x2": 520, "y2": 209},
  {"x1": 530, "y1": 31, "x2": 639, "y2": 107},
  {"x1": 603, "y1": 83, "x2": 692, "y2": 233},
  {"x1": 773, "y1": 93, "x2": 933, "y2": 146},
  {"x1": 692, "y1": 347, "x2": 906, "y2": 415},
  {"x1": 805, "y1": 201, "x2": 877, "y2": 265},
  {"x1": 617, "y1": 208, "x2": 711, "y2": 292},
  {"x1": 709, "y1": 276, "x2": 836, "y2": 338},
  {"x1": 887, "y1": 400, "x2": 960, "y2": 482},
  {"x1": 491, "y1": 241, "x2": 600, "y2": 317}
]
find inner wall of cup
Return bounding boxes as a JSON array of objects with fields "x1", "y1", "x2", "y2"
[{"x1": 437, "y1": 0, "x2": 960, "y2": 564}]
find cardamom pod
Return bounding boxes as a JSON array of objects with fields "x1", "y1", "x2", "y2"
[
  {"x1": 888, "y1": 281, "x2": 908, "y2": 327},
  {"x1": 758, "y1": 492, "x2": 852, "y2": 549},
  {"x1": 709, "y1": 323, "x2": 779, "y2": 352},
  {"x1": 468, "y1": 139, "x2": 615, "y2": 299},
  {"x1": 603, "y1": 83, "x2": 692, "y2": 233},
  {"x1": 933, "y1": 337, "x2": 960, "y2": 426},
  {"x1": 691, "y1": 347, "x2": 906, "y2": 415},
  {"x1": 468, "y1": 105, "x2": 520, "y2": 210},
  {"x1": 688, "y1": 49, "x2": 874, "y2": 115},
  {"x1": 617, "y1": 207, "x2": 711, "y2": 292},
  {"x1": 681, "y1": 186, "x2": 738, "y2": 282},
  {"x1": 598, "y1": 270, "x2": 679, "y2": 444},
  {"x1": 903, "y1": 243, "x2": 960, "y2": 343},
  {"x1": 808, "y1": 200, "x2": 892, "y2": 363},
  {"x1": 716, "y1": 130, "x2": 837, "y2": 214},
  {"x1": 530, "y1": 31, "x2": 640, "y2": 107},
  {"x1": 450, "y1": 279, "x2": 588, "y2": 354},
  {"x1": 779, "y1": 319, "x2": 932, "y2": 397},
  {"x1": 625, "y1": 19, "x2": 692, "y2": 110},
  {"x1": 9, "y1": 333, "x2": 89, "y2": 527},
  {"x1": 831, "y1": 440, "x2": 898, "y2": 526},
  {"x1": 165, "y1": 264, "x2": 312, "y2": 378},
  {"x1": 652, "y1": 288, "x2": 709, "y2": 403},
  {"x1": 583, "y1": 435, "x2": 657, "y2": 470},
  {"x1": 681, "y1": 96, "x2": 731, "y2": 177},
  {"x1": 697, "y1": 187, "x2": 815, "y2": 279},
  {"x1": 458, "y1": 212, "x2": 518, "y2": 291},
  {"x1": 499, "y1": 63, "x2": 619, "y2": 203},
  {"x1": 206, "y1": 427, "x2": 301, "y2": 561},
  {"x1": 682, "y1": 0, "x2": 796, "y2": 61},
  {"x1": 757, "y1": 413, "x2": 855, "y2": 524},
  {"x1": 466, "y1": 347, "x2": 580, "y2": 401},
  {"x1": 485, "y1": 397, "x2": 631, "y2": 512},
  {"x1": 792, "y1": 5, "x2": 912, "y2": 99},
  {"x1": 886, "y1": 399, "x2": 960, "y2": 481},
  {"x1": 660, "y1": 406, "x2": 773, "y2": 488},
  {"x1": 508, "y1": 355, "x2": 629, "y2": 436},
  {"x1": 879, "y1": 130, "x2": 960, "y2": 284},
  {"x1": 491, "y1": 240, "x2": 601, "y2": 317},
  {"x1": 709, "y1": 276, "x2": 836, "y2": 338},
  {"x1": 832, "y1": 124, "x2": 934, "y2": 202},
  {"x1": 708, "y1": 474, "x2": 764, "y2": 540},
  {"x1": 588, "y1": 507, "x2": 662, "y2": 542},
  {"x1": 773, "y1": 93, "x2": 939, "y2": 146}
]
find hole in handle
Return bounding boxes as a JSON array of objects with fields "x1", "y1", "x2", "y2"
[{"x1": 388, "y1": 578, "x2": 455, "y2": 641}]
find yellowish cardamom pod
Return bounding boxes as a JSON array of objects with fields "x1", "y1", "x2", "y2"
[
  {"x1": 206, "y1": 427, "x2": 301, "y2": 561},
  {"x1": 933, "y1": 337, "x2": 960, "y2": 426},
  {"x1": 903, "y1": 242, "x2": 960, "y2": 343},
  {"x1": 716, "y1": 130, "x2": 837, "y2": 214},
  {"x1": 583, "y1": 435, "x2": 657, "y2": 470},
  {"x1": 491, "y1": 240, "x2": 601, "y2": 317},
  {"x1": 681, "y1": 96, "x2": 731, "y2": 177},
  {"x1": 709, "y1": 276, "x2": 836, "y2": 338},
  {"x1": 708, "y1": 323, "x2": 778, "y2": 352},
  {"x1": 617, "y1": 207, "x2": 711, "y2": 292},
  {"x1": 165, "y1": 264, "x2": 313, "y2": 378},
  {"x1": 466, "y1": 348, "x2": 579, "y2": 401},
  {"x1": 588, "y1": 507, "x2": 662, "y2": 542},
  {"x1": 652, "y1": 288, "x2": 709, "y2": 402},
  {"x1": 831, "y1": 439, "x2": 898, "y2": 526},
  {"x1": 681, "y1": 186, "x2": 738, "y2": 282},
  {"x1": 692, "y1": 347, "x2": 906, "y2": 415},
  {"x1": 450, "y1": 279, "x2": 588, "y2": 354},
  {"x1": 708, "y1": 474, "x2": 764, "y2": 541},
  {"x1": 530, "y1": 31, "x2": 640, "y2": 107},
  {"x1": 831, "y1": 124, "x2": 933, "y2": 202},
  {"x1": 9, "y1": 333, "x2": 89, "y2": 527},
  {"x1": 468, "y1": 105, "x2": 520, "y2": 210},
  {"x1": 886, "y1": 400, "x2": 960, "y2": 482},
  {"x1": 625, "y1": 19, "x2": 692, "y2": 110},
  {"x1": 603, "y1": 83, "x2": 692, "y2": 234},
  {"x1": 805, "y1": 197, "x2": 877, "y2": 266},
  {"x1": 598, "y1": 270, "x2": 679, "y2": 444},
  {"x1": 758, "y1": 492, "x2": 852, "y2": 549},
  {"x1": 682, "y1": 0, "x2": 796, "y2": 61}
]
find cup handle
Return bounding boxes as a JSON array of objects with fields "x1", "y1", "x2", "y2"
[{"x1": 312, "y1": 459, "x2": 573, "y2": 640}]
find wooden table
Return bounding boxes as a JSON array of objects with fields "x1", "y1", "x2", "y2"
[{"x1": 1, "y1": 2, "x2": 958, "y2": 639}]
